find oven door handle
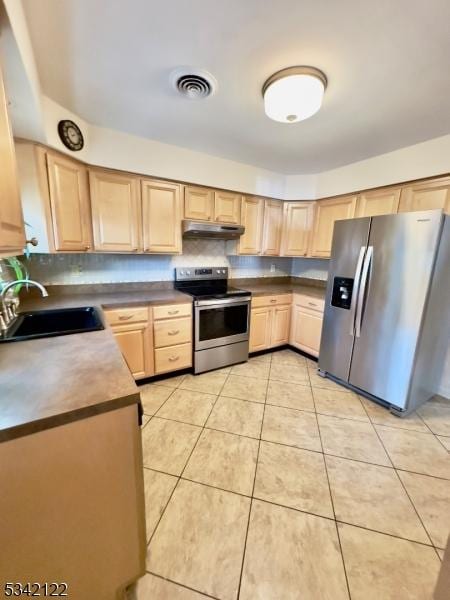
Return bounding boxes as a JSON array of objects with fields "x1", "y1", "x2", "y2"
[{"x1": 195, "y1": 296, "x2": 251, "y2": 307}]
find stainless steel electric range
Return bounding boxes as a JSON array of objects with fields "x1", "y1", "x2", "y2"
[{"x1": 174, "y1": 267, "x2": 251, "y2": 374}]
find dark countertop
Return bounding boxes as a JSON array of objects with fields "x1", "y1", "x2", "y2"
[
  {"x1": 0, "y1": 279, "x2": 324, "y2": 443},
  {"x1": 0, "y1": 288, "x2": 193, "y2": 443},
  {"x1": 240, "y1": 281, "x2": 326, "y2": 300},
  {"x1": 19, "y1": 288, "x2": 191, "y2": 312}
]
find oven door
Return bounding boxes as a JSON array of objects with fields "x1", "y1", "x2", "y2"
[{"x1": 195, "y1": 298, "x2": 250, "y2": 351}]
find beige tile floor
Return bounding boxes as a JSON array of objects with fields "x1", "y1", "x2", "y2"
[{"x1": 130, "y1": 349, "x2": 450, "y2": 600}]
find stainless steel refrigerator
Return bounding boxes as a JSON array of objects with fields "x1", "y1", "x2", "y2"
[{"x1": 319, "y1": 209, "x2": 450, "y2": 415}]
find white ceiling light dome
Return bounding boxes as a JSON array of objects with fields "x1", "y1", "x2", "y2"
[{"x1": 263, "y1": 66, "x2": 327, "y2": 123}]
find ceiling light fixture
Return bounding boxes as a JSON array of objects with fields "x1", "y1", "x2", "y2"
[{"x1": 262, "y1": 66, "x2": 327, "y2": 123}]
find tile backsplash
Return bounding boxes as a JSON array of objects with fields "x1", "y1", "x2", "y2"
[
  {"x1": 291, "y1": 257, "x2": 329, "y2": 281},
  {"x1": 24, "y1": 240, "x2": 295, "y2": 285}
]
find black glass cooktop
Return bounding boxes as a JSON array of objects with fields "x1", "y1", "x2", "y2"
[{"x1": 175, "y1": 282, "x2": 250, "y2": 300}]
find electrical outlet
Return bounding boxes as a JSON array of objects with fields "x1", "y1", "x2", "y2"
[
  {"x1": 270, "y1": 264, "x2": 276, "y2": 273},
  {"x1": 70, "y1": 264, "x2": 82, "y2": 277}
]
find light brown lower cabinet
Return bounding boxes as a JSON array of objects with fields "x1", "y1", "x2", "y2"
[
  {"x1": 106, "y1": 303, "x2": 193, "y2": 379},
  {"x1": 0, "y1": 405, "x2": 146, "y2": 600},
  {"x1": 105, "y1": 306, "x2": 154, "y2": 379},
  {"x1": 249, "y1": 295, "x2": 291, "y2": 352},
  {"x1": 289, "y1": 297, "x2": 324, "y2": 357},
  {"x1": 153, "y1": 303, "x2": 192, "y2": 375}
]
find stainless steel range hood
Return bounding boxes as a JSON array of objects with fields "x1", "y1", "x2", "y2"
[{"x1": 182, "y1": 220, "x2": 245, "y2": 239}]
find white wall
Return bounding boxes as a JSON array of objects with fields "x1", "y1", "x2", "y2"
[
  {"x1": 41, "y1": 96, "x2": 289, "y2": 198},
  {"x1": 43, "y1": 97, "x2": 450, "y2": 202},
  {"x1": 285, "y1": 135, "x2": 450, "y2": 199}
]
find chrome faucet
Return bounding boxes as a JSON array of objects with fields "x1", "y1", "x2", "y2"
[{"x1": 0, "y1": 279, "x2": 49, "y2": 331}]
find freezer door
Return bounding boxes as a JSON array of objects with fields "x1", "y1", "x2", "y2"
[
  {"x1": 349, "y1": 210, "x2": 443, "y2": 409},
  {"x1": 319, "y1": 217, "x2": 370, "y2": 381}
]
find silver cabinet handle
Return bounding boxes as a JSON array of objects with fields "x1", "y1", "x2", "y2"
[
  {"x1": 119, "y1": 315, "x2": 133, "y2": 321},
  {"x1": 168, "y1": 309, "x2": 179, "y2": 315},
  {"x1": 355, "y1": 246, "x2": 373, "y2": 338},
  {"x1": 168, "y1": 330, "x2": 180, "y2": 336},
  {"x1": 349, "y1": 246, "x2": 366, "y2": 336},
  {"x1": 169, "y1": 356, "x2": 180, "y2": 362}
]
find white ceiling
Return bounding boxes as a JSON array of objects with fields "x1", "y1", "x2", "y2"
[{"x1": 21, "y1": 0, "x2": 450, "y2": 174}]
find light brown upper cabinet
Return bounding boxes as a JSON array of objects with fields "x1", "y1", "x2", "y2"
[
  {"x1": 0, "y1": 66, "x2": 25, "y2": 256},
  {"x1": 238, "y1": 196, "x2": 264, "y2": 255},
  {"x1": 398, "y1": 177, "x2": 450, "y2": 214},
  {"x1": 309, "y1": 195, "x2": 357, "y2": 258},
  {"x1": 214, "y1": 190, "x2": 241, "y2": 224},
  {"x1": 46, "y1": 152, "x2": 92, "y2": 252},
  {"x1": 184, "y1": 185, "x2": 213, "y2": 221},
  {"x1": 89, "y1": 170, "x2": 141, "y2": 252},
  {"x1": 281, "y1": 202, "x2": 314, "y2": 257},
  {"x1": 261, "y1": 199, "x2": 283, "y2": 256},
  {"x1": 141, "y1": 179, "x2": 182, "y2": 253},
  {"x1": 355, "y1": 188, "x2": 401, "y2": 218}
]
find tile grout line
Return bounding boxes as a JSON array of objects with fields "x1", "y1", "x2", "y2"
[
  {"x1": 146, "y1": 371, "x2": 230, "y2": 551},
  {"x1": 146, "y1": 417, "x2": 450, "y2": 482},
  {"x1": 359, "y1": 399, "x2": 437, "y2": 550},
  {"x1": 308, "y1": 365, "x2": 353, "y2": 600},
  {"x1": 142, "y1": 465, "x2": 443, "y2": 551},
  {"x1": 146, "y1": 571, "x2": 221, "y2": 599},
  {"x1": 236, "y1": 351, "x2": 273, "y2": 600}
]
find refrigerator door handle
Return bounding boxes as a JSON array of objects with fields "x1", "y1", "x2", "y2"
[
  {"x1": 355, "y1": 245, "x2": 373, "y2": 338},
  {"x1": 349, "y1": 246, "x2": 366, "y2": 335}
]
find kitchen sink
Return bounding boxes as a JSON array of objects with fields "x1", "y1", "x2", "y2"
[{"x1": 0, "y1": 307, "x2": 104, "y2": 343}]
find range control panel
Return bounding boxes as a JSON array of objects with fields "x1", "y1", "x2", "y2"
[
  {"x1": 175, "y1": 267, "x2": 228, "y2": 281},
  {"x1": 331, "y1": 276, "x2": 354, "y2": 310}
]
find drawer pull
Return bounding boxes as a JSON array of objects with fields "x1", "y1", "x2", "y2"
[
  {"x1": 168, "y1": 355, "x2": 180, "y2": 362},
  {"x1": 270, "y1": 299, "x2": 277, "y2": 303},
  {"x1": 119, "y1": 315, "x2": 133, "y2": 321},
  {"x1": 168, "y1": 309, "x2": 179, "y2": 315},
  {"x1": 308, "y1": 302, "x2": 318, "y2": 307},
  {"x1": 168, "y1": 330, "x2": 180, "y2": 336}
]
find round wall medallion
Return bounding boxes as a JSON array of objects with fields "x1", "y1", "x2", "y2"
[{"x1": 57, "y1": 119, "x2": 84, "y2": 151}]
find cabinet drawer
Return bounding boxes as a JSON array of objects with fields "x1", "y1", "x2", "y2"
[
  {"x1": 154, "y1": 317, "x2": 192, "y2": 348},
  {"x1": 153, "y1": 303, "x2": 192, "y2": 320},
  {"x1": 104, "y1": 306, "x2": 149, "y2": 326},
  {"x1": 252, "y1": 294, "x2": 292, "y2": 308},
  {"x1": 154, "y1": 342, "x2": 192, "y2": 374},
  {"x1": 292, "y1": 294, "x2": 325, "y2": 313}
]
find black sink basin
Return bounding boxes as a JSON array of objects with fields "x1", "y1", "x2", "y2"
[{"x1": 0, "y1": 307, "x2": 104, "y2": 343}]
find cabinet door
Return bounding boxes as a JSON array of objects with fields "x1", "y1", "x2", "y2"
[
  {"x1": 214, "y1": 191, "x2": 241, "y2": 223},
  {"x1": 309, "y1": 195, "x2": 357, "y2": 258},
  {"x1": 356, "y1": 188, "x2": 401, "y2": 217},
  {"x1": 281, "y1": 202, "x2": 314, "y2": 256},
  {"x1": 399, "y1": 177, "x2": 450, "y2": 214},
  {"x1": 90, "y1": 170, "x2": 141, "y2": 252},
  {"x1": 261, "y1": 199, "x2": 283, "y2": 256},
  {"x1": 0, "y1": 66, "x2": 25, "y2": 254},
  {"x1": 112, "y1": 323, "x2": 153, "y2": 379},
  {"x1": 290, "y1": 305, "x2": 323, "y2": 357},
  {"x1": 238, "y1": 196, "x2": 264, "y2": 255},
  {"x1": 271, "y1": 305, "x2": 291, "y2": 347},
  {"x1": 46, "y1": 153, "x2": 92, "y2": 251},
  {"x1": 184, "y1": 186, "x2": 213, "y2": 221},
  {"x1": 249, "y1": 307, "x2": 272, "y2": 352},
  {"x1": 141, "y1": 179, "x2": 181, "y2": 253}
]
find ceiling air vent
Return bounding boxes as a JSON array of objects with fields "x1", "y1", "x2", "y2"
[{"x1": 171, "y1": 68, "x2": 217, "y2": 100}]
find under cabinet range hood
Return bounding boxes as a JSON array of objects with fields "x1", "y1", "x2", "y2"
[{"x1": 182, "y1": 220, "x2": 245, "y2": 239}]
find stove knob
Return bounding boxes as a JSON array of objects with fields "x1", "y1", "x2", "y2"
[
  {"x1": 187, "y1": 270, "x2": 191, "y2": 275},
  {"x1": 180, "y1": 270, "x2": 185, "y2": 275}
]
